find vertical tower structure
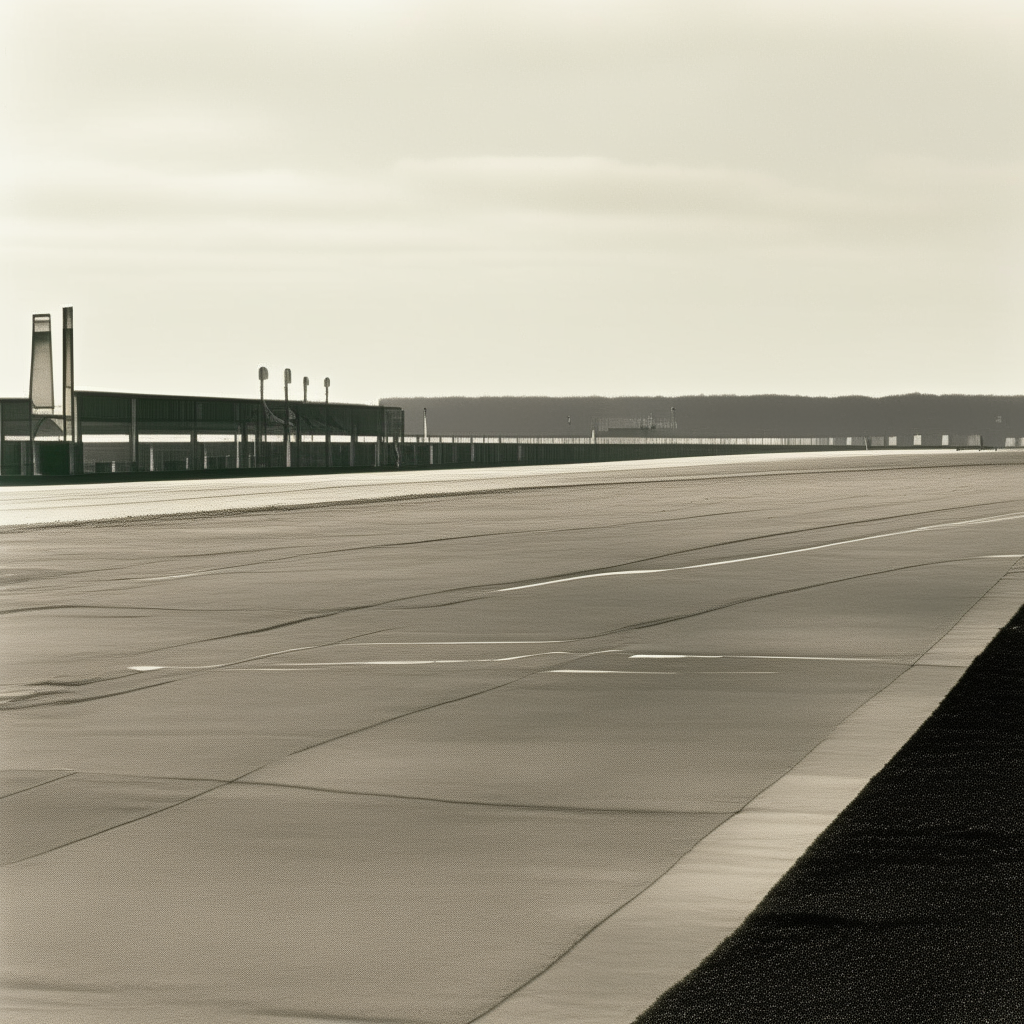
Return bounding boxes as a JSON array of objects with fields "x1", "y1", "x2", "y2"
[
  {"x1": 30, "y1": 314, "x2": 55, "y2": 414},
  {"x1": 62, "y1": 307, "x2": 75, "y2": 440}
]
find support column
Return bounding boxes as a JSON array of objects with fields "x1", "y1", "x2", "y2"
[
  {"x1": 257, "y1": 404, "x2": 265, "y2": 468},
  {"x1": 62, "y1": 307, "x2": 74, "y2": 442},
  {"x1": 130, "y1": 397, "x2": 138, "y2": 470},
  {"x1": 284, "y1": 396, "x2": 291, "y2": 468}
]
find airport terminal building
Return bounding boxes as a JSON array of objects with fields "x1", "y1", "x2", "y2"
[
  {"x1": 6, "y1": 308, "x2": 1013, "y2": 480},
  {"x1": 1, "y1": 308, "x2": 405, "y2": 477}
]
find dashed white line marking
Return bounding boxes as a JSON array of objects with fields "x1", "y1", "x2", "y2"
[
  {"x1": 132, "y1": 569, "x2": 228, "y2": 582},
  {"x1": 235, "y1": 652, "x2": 572, "y2": 667},
  {"x1": 629, "y1": 654, "x2": 909, "y2": 663},
  {"x1": 548, "y1": 669, "x2": 777, "y2": 675},
  {"x1": 630, "y1": 654, "x2": 721, "y2": 660},
  {"x1": 326, "y1": 640, "x2": 571, "y2": 645},
  {"x1": 549, "y1": 669, "x2": 676, "y2": 675},
  {"x1": 130, "y1": 651, "x2": 586, "y2": 672},
  {"x1": 497, "y1": 514, "x2": 1024, "y2": 592}
]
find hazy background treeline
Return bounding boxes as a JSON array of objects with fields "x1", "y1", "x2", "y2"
[{"x1": 380, "y1": 394, "x2": 1024, "y2": 439}]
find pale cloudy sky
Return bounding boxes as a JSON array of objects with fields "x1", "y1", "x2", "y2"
[{"x1": 2, "y1": 0, "x2": 1021, "y2": 403}]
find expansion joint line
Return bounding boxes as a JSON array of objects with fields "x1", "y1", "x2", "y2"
[{"x1": 467, "y1": 553, "x2": 1024, "y2": 1022}]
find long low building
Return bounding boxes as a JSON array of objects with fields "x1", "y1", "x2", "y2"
[
  {"x1": 1, "y1": 307, "x2": 404, "y2": 477},
  {"x1": 0, "y1": 391, "x2": 404, "y2": 477},
  {"x1": 3, "y1": 309, "x2": 1018, "y2": 479}
]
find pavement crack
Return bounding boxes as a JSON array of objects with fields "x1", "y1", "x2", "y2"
[{"x1": 233, "y1": 780, "x2": 714, "y2": 817}]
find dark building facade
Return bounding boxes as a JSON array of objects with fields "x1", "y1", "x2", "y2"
[{"x1": 1, "y1": 308, "x2": 404, "y2": 477}]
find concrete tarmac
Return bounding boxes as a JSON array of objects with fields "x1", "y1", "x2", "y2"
[{"x1": 1, "y1": 450, "x2": 1023, "y2": 1023}]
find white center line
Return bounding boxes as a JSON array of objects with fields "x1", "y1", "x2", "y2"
[
  {"x1": 496, "y1": 515, "x2": 1024, "y2": 592},
  {"x1": 630, "y1": 654, "x2": 721, "y2": 660},
  {"x1": 548, "y1": 669, "x2": 777, "y2": 675},
  {"x1": 326, "y1": 640, "x2": 573, "y2": 645},
  {"x1": 240, "y1": 652, "x2": 573, "y2": 666},
  {"x1": 131, "y1": 651, "x2": 584, "y2": 671},
  {"x1": 549, "y1": 669, "x2": 677, "y2": 675},
  {"x1": 132, "y1": 568, "x2": 229, "y2": 582},
  {"x1": 629, "y1": 654, "x2": 909, "y2": 663}
]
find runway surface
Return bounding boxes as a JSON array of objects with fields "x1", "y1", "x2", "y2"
[
  {"x1": 0, "y1": 447, "x2": 998, "y2": 529},
  {"x1": 1, "y1": 450, "x2": 1022, "y2": 1023}
]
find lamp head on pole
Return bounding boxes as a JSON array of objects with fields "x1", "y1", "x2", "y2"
[
  {"x1": 258, "y1": 366, "x2": 268, "y2": 382},
  {"x1": 284, "y1": 368, "x2": 292, "y2": 385}
]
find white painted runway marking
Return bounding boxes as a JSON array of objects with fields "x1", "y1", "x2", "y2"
[
  {"x1": 549, "y1": 669, "x2": 675, "y2": 675},
  {"x1": 631, "y1": 654, "x2": 722, "y2": 659},
  {"x1": 548, "y1": 668, "x2": 776, "y2": 676},
  {"x1": 496, "y1": 514, "x2": 1024, "y2": 592},
  {"x1": 629, "y1": 654, "x2": 910, "y2": 663},
  {"x1": 133, "y1": 569, "x2": 229, "y2": 582},
  {"x1": 327, "y1": 640, "x2": 572, "y2": 645},
  {"x1": 232, "y1": 652, "x2": 574, "y2": 667},
  {"x1": 130, "y1": 648, "x2": 905, "y2": 673},
  {"x1": 130, "y1": 651, "x2": 587, "y2": 672}
]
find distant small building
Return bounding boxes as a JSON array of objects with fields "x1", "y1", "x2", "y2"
[{"x1": 597, "y1": 415, "x2": 677, "y2": 437}]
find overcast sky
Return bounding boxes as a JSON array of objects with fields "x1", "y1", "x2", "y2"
[{"x1": 2, "y1": 0, "x2": 1022, "y2": 403}]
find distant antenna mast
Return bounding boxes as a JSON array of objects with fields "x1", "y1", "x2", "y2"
[{"x1": 63, "y1": 307, "x2": 75, "y2": 440}]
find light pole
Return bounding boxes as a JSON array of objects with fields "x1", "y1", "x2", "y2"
[
  {"x1": 324, "y1": 377, "x2": 331, "y2": 466},
  {"x1": 258, "y1": 366, "x2": 268, "y2": 466},
  {"x1": 298, "y1": 376, "x2": 309, "y2": 462},
  {"x1": 423, "y1": 407, "x2": 428, "y2": 439},
  {"x1": 284, "y1": 368, "x2": 292, "y2": 468}
]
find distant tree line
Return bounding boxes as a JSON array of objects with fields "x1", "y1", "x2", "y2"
[{"x1": 379, "y1": 394, "x2": 1024, "y2": 440}]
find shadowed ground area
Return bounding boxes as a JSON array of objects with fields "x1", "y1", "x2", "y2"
[
  {"x1": 635, "y1": 603, "x2": 1024, "y2": 1024},
  {"x1": 1, "y1": 451, "x2": 1023, "y2": 1023}
]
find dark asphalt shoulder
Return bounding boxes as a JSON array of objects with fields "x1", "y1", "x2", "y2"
[{"x1": 635, "y1": 602, "x2": 1024, "y2": 1024}]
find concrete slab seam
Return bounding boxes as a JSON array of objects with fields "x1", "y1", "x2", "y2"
[{"x1": 469, "y1": 558, "x2": 1024, "y2": 1024}]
